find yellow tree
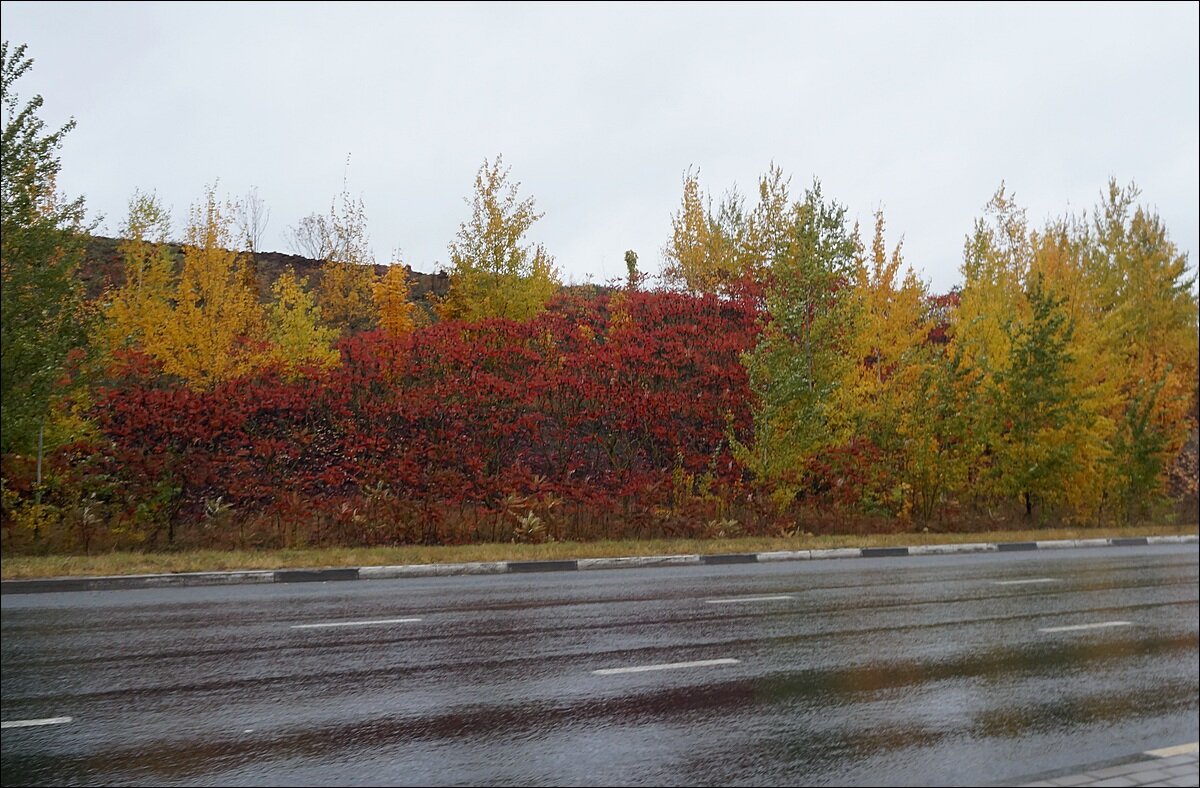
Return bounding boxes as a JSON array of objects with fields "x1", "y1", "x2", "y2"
[
  {"x1": 436, "y1": 155, "x2": 560, "y2": 322},
  {"x1": 102, "y1": 191, "x2": 175, "y2": 354},
  {"x1": 145, "y1": 186, "x2": 265, "y2": 387},
  {"x1": 1087, "y1": 181, "x2": 1199, "y2": 521},
  {"x1": 320, "y1": 256, "x2": 378, "y2": 332},
  {"x1": 268, "y1": 270, "x2": 339, "y2": 372},
  {"x1": 662, "y1": 169, "x2": 735, "y2": 293},
  {"x1": 373, "y1": 262, "x2": 418, "y2": 337},
  {"x1": 846, "y1": 212, "x2": 935, "y2": 518},
  {"x1": 954, "y1": 185, "x2": 1032, "y2": 377},
  {"x1": 1027, "y1": 219, "x2": 1115, "y2": 518},
  {"x1": 951, "y1": 185, "x2": 1036, "y2": 502},
  {"x1": 290, "y1": 188, "x2": 379, "y2": 332},
  {"x1": 662, "y1": 165, "x2": 796, "y2": 293}
]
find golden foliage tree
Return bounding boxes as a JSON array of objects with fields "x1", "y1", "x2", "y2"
[
  {"x1": 954, "y1": 185, "x2": 1032, "y2": 381},
  {"x1": 102, "y1": 191, "x2": 174, "y2": 354},
  {"x1": 267, "y1": 270, "x2": 339, "y2": 372},
  {"x1": 663, "y1": 166, "x2": 796, "y2": 293},
  {"x1": 144, "y1": 186, "x2": 265, "y2": 387},
  {"x1": 846, "y1": 212, "x2": 936, "y2": 518},
  {"x1": 373, "y1": 262, "x2": 418, "y2": 337},
  {"x1": 1026, "y1": 218, "x2": 1116, "y2": 516},
  {"x1": 435, "y1": 156, "x2": 560, "y2": 322},
  {"x1": 1086, "y1": 181, "x2": 1198, "y2": 521},
  {"x1": 662, "y1": 169, "x2": 731, "y2": 293}
]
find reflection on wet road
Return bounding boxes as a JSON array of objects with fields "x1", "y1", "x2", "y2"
[{"x1": 2, "y1": 545, "x2": 1197, "y2": 786}]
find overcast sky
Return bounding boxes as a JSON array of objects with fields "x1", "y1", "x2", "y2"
[{"x1": 3, "y1": 2, "x2": 1197, "y2": 292}]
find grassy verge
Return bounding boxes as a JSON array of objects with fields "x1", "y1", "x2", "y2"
[{"x1": 2, "y1": 523, "x2": 1195, "y2": 580}]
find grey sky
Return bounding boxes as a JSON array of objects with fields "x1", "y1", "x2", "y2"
[{"x1": 2, "y1": 2, "x2": 1196, "y2": 293}]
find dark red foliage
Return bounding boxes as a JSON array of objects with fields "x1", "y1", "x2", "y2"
[{"x1": 91, "y1": 290, "x2": 762, "y2": 529}]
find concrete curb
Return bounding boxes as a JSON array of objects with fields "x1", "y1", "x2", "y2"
[{"x1": 2, "y1": 534, "x2": 1196, "y2": 595}]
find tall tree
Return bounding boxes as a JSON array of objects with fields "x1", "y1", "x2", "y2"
[
  {"x1": 435, "y1": 155, "x2": 560, "y2": 322},
  {"x1": 661, "y1": 165, "x2": 792, "y2": 293},
  {"x1": 736, "y1": 180, "x2": 859, "y2": 506},
  {"x1": 951, "y1": 185, "x2": 1036, "y2": 503},
  {"x1": 102, "y1": 190, "x2": 175, "y2": 354},
  {"x1": 373, "y1": 262, "x2": 418, "y2": 337},
  {"x1": 846, "y1": 212, "x2": 936, "y2": 517},
  {"x1": 662, "y1": 169, "x2": 740, "y2": 293},
  {"x1": 144, "y1": 186, "x2": 266, "y2": 387},
  {"x1": 1, "y1": 42, "x2": 89, "y2": 455},
  {"x1": 990, "y1": 275, "x2": 1082, "y2": 518},
  {"x1": 1088, "y1": 180, "x2": 1199, "y2": 521},
  {"x1": 1026, "y1": 218, "x2": 1115, "y2": 518}
]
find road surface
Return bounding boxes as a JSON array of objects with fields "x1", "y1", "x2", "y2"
[{"x1": 2, "y1": 544, "x2": 1197, "y2": 786}]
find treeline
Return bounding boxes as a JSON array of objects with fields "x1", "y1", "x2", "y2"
[
  {"x1": 2, "y1": 42, "x2": 1197, "y2": 553},
  {"x1": 662, "y1": 168, "x2": 1198, "y2": 528}
]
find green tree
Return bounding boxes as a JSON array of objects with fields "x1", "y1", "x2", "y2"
[
  {"x1": 991, "y1": 275, "x2": 1082, "y2": 518},
  {"x1": 736, "y1": 181, "x2": 859, "y2": 506},
  {"x1": 1, "y1": 42, "x2": 89, "y2": 455},
  {"x1": 904, "y1": 343, "x2": 984, "y2": 523},
  {"x1": 436, "y1": 155, "x2": 559, "y2": 321},
  {"x1": 624, "y1": 249, "x2": 639, "y2": 289}
]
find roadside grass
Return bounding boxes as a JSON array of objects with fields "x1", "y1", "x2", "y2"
[{"x1": 2, "y1": 523, "x2": 1195, "y2": 579}]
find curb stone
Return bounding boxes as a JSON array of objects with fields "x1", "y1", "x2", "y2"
[{"x1": 2, "y1": 534, "x2": 1195, "y2": 595}]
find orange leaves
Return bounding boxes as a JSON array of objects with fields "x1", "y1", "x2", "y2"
[{"x1": 373, "y1": 263, "x2": 418, "y2": 337}]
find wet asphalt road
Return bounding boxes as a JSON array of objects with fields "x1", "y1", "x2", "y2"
[{"x1": 2, "y1": 545, "x2": 1197, "y2": 787}]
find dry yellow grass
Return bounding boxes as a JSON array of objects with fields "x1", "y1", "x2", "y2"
[{"x1": 1, "y1": 523, "x2": 1195, "y2": 579}]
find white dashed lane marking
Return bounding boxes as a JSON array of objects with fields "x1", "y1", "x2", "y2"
[
  {"x1": 1, "y1": 717, "x2": 73, "y2": 729},
  {"x1": 291, "y1": 618, "x2": 422, "y2": 629},
  {"x1": 1038, "y1": 621, "x2": 1132, "y2": 633},
  {"x1": 593, "y1": 658, "x2": 740, "y2": 675},
  {"x1": 705, "y1": 595, "x2": 794, "y2": 604}
]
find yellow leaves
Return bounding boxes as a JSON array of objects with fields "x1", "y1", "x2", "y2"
[
  {"x1": 437, "y1": 156, "x2": 560, "y2": 322},
  {"x1": 102, "y1": 191, "x2": 174, "y2": 355},
  {"x1": 373, "y1": 263, "x2": 417, "y2": 337},
  {"x1": 149, "y1": 188, "x2": 266, "y2": 387},
  {"x1": 319, "y1": 258, "x2": 378, "y2": 333},
  {"x1": 102, "y1": 186, "x2": 356, "y2": 386},
  {"x1": 945, "y1": 180, "x2": 1198, "y2": 521},
  {"x1": 268, "y1": 271, "x2": 339, "y2": 372},
  {"x1": 663, "y1": 170, "x2": 726, "y2": 293}
]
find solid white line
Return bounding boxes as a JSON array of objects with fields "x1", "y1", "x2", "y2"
[
  {"x1": 992, "y1": 578, "x2": 1060, "y2": 586},
  {"x1": 1145, "y1": 742, "x2": 1199, "y2": 757},
  {"x1": 706, "y1": 595, "x2": 794, "y2": 604},
  {"x1": 1039, "y1": 621, "x2": 1132, "y2": 633},
  {"x1": 592, "y1": 658, "x2": 739, "y2": 675},
  {"x1": 290, "y1": 617, "x2": 422, "y2": 629},
  {"x1": 1, "y1": 716, "x2": 73, "y2": 729}
]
